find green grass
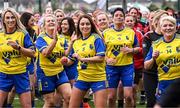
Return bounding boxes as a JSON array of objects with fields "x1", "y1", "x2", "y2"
[
  {"x1": 13, "y1": 97, "x2": 44, "y2": 108},
  {"x1": 13, "y1": 97, "x2": 146, "y2": 108}
]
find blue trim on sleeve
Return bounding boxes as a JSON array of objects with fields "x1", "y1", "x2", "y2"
[
  {"x1": 64, "y1": 39, "x2": 68, "y2": 50},
  {"x1": 35, "y1": 37, "x2": 48, "y2": 53},
  {"x1": 68, "y1": 48, "x2": 76, "y2": 61},
  {"x1": 94, "y1": 38, "x2": 105, "y2": 56},
  {"x1": 145, "y1": 47, "x2": 153, "y2": 61},
  {"x1": 24, "y1": 33, "x2": 34, "y2": 48}
]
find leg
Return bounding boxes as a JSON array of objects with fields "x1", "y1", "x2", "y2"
[
  {"x1": 121, "y1": 64, "x2": 134, "y2": 107},
  {"x1": 107, "y1": 88, "x2": 117, "y2": 108},
  {"x1": 7, "y1": 87, "x2": 16, "y2": 107},
  {"x1": 143, "y1": 73, "x2": 158, "y2": 107},
  {"x1": 54, "y1": 90, "x2": 63, "y2": 107},
  {"x1": 69, "y1": 86, "x2": 87, "y2": 108},
  {"x1": 133, "y1": 84, "x2": 138, "y2": 107},
  {"x1": 124, "y1": 87, "x2": 134, "y2": 107},
  {"x1": 42, "y1": 92, "x2": 55, "y2": 108},
  {"x1": 29, "y1": 74, "x2": 36, "y2": 107},
  {"x1": 0, "y1": 90, "x2": 8, "y2": 107},
  {"x1": 117, "y1": 81, "x2": 124, "y2": 108},
  {"x1": 106, "y1": 65, "x2": 120, "y2": 108},
  {"x1": 19, "y1": 91, "x2": 32, "y2": 108},
  {"x1": 94, "y1": 89, "x2": 107, "y2": 108},
  {"x1": 56, "y1": 83, "x2": 71, "y2": 108}
]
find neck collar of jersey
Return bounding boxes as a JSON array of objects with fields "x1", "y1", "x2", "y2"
[
  {"x1": 5, "y1": 28, "x2": 17, "y2": 34},
  {"x1": 113, "y1": 26, "x2": 124, "y2": 32},
  {"x1": 45, "y1": 32, "x2": 53, "y2": 39},
  {"x1": 82, "y1": 33, "x2": 91, "y2": 40},
  {"x1": 163, "y1": 34, "x2": 176, "y2": 43}
]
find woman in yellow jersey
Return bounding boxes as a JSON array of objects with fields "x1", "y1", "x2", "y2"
[
  {"x1": 20, "y1": 12, "x2": 37, "y2": 107},
  {"x1": 103, "y1": 8, "x2": 140, "y2": 108},
  {"x1": 144, "y1": 16, "x2": 180, "y2": 101},
  {"x1": 54, "y1": 9, "x2": 65, "y2": 33},
  {"x1": 61, "y1": 14, "x2": 107, "y2": 108},
  {"x1": 0, "y1": 8, "x2": 35, "y2": 108},
  {"x1": 35, "y1": 14, "x2": 71, "y2": 108},
  {"x1": 59, "y1": 17, "x2": 77, "y2": 85},
  {"x1": 95, "y1": 12, "x2": 110, "y2": 33}
]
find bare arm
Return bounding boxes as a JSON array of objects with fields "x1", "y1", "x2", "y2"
[
  {"x1": 7, "y1": 40, "x2": 35, "y2": 57},
  {"x1": 73, "y1": 53, "x2": 104, "y2": 63},
  {"x1": 144, "y1": 50, "x2": 159, "y2": 70},
  {"x1": 41, "y1": 39, "x2": 57, "y2": 57}
]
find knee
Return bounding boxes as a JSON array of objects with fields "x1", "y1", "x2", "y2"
[
  {"x1": 124, "y1": 95, "x2": 133, "y2": 103},
  {"x1": 21, "y1": 102, "x2": 31, "y2": 108},
  {"x1": 44, "y1": 97, "x2": 55, "y2": 107},
  {"x1": 108, "y1": 93, "x2": 117, "y2": 102},
  {"x1": 63, "y1": 93, "x2": 71, "y2": 104}
]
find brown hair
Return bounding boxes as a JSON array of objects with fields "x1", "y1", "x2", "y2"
[{"x1": 76, "y1": 14, "x2": 102, "y2": 38}]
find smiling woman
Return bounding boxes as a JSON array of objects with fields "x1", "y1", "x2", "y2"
[
  {"x1": 35, "y1": 14, "x2": 71, "y2": 108},
  {"x1": 61, "y1": 14, "x2": 107, "y2": 108},
  {"x1": 144, "y1": 16, "x2": 180, "y2": 102},
  {"x1": 0, "y1": 8, "x2": 35, "y2": 108}
]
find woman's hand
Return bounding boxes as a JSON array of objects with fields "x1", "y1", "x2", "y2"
[
  {"x1": 72, "y1": 53, "x2": 82, "y2": 61},
  {"x1": 120, "y1": 46, "x2": 133, "y2": 54},
  {"x1": 106, "y1": 57, "x2": 117, "y2": 65},
  {"x1": 61, "y1": 56, "x2": 68, "y2": 65},
  {"x1": 7, "y1": 40, "x2": 20, "y2": 50},
  {"x1": 152, "y1": 50, "x2": 159, "y2": 60},
  {"x1": 53, "y1": 24, "x2": 58, "y2": 41},
  {"x1": 70, "y1": 32, "x2": 77, "y2": 43}
]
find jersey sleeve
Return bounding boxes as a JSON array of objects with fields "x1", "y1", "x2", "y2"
[
  {"x1": 143, "y1": 35, "x2": 152, "y2": 59},
  {"x1": 24, "y1": 33, "x2": 34, "y2": 49},
  {"x1": 145, "y1": 47, "x2": 153, "y2": 61},
  {"x1": 35, "y1": 37, "x2": 48, "y2": 53},
  {"x1": 64, "y1": 39, "x2": 68, "y2": 50},
  {"x1": 94, "y1": 38, "x2": 105, "y2": 56},
  {"x1": 68, "y1": 48, "x2": 76, "y2": 61}
]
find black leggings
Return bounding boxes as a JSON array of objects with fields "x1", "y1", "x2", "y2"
[{"x1": 143, "y1": 72, "x2": 158, "y2": 108}]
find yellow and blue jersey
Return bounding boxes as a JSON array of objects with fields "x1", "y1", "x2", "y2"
[
  {"x1": 36, "y1": 33, "x2": 68, "y2": 76},
  {"x1": 145, "y1": 34, "x2": 180, "y2": 81},
  {"x1": 69, "y1": 33, "x2": 106, "y2": 82},
  {"x1": 103, "y1": 27, "x2": 138, "y2": 66},
  {"x1": 0, "y1": 30, "x2": 34, "y2": 74},
  {"x1": 61, "y1": 34, "x2": 71, "y2": 43}
]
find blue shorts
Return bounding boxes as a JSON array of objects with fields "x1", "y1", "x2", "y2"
[
  {"x1": 106, "y1": 64, "x2": 134, "y2": 88},
  {"x1": 37, "y1": 68, "x2": 69, "y2": 94},
  {"x1": 26, "y1": 62, "x2": 34, "y2": 75},
  {"x1": 156, "y1": 80, "x2": 174, "y2": 101},
  {"x1": 64, "y1": 64, "x2": 78, "y2": 80},
  {"x1": 74, "y1": 80, "x2": 107, "y2": 93},
  {"x1": 0, "y1": 72, "x2": 30, "y2": 94}
]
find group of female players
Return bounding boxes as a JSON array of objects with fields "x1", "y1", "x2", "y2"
[{"x1": 0, "y1": 5, "x2": 179, "y2": 108}]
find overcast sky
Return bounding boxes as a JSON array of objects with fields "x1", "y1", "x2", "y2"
[{"x1": 83, "y1": 0, "x2": 97, "y2": 4}]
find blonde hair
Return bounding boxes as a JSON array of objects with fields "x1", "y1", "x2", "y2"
[
  {"x1": 1, "y1": 8, "x2": 27, "y2": 33},
  {"x1": 160, "y1": 16, "x2": 176, "y2": 27},
  {"x1": 152, "y1": 10, "x2": 168, "y2": 29},
  {"x1": 54, "y1": 9, "x2": 65, "y2": 17},
  {"x1": 95, "y1": 12, "x2": 109, "y2": 22},
  {"x1": 42, "y1": 14, "x2": 57, "y2": 32}
]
